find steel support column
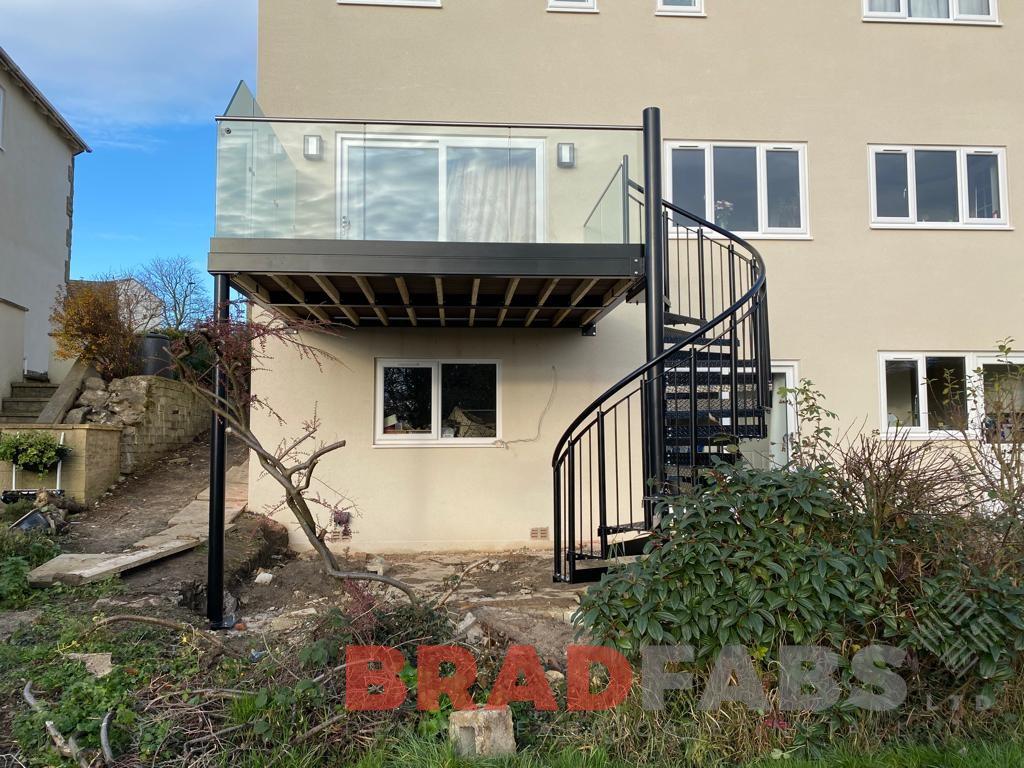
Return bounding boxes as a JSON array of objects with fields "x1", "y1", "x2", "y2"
[
  {"x1": 641, "y1": 107, "x2": 666, "y2": 523},
  {"x1": 207, "y1": 274, "x2": 230, "y2": 627}
]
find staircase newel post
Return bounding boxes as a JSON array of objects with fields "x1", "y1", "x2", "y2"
[
  {"x1": 642, "y1": 106, "x2": 666, "y2": 524},
  {"x1": 207, "y1": 273, "x2": 230, "y2": 628}
]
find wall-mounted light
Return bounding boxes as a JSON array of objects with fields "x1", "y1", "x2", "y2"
[
  {"x1": 557, "y1": 142, "x2": 576, "y2": 169},
  {"x1": 303, "y1": 134, "x2": 324, "y2": 161}
]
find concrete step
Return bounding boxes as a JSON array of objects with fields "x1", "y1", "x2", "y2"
[
  {"x1": 10, "y1": 382, "x2": 59, "y2": 399},
  {"x1": 0, "y1": 416, "x2": 38, "y2": 425},
  {"x1": 0, "y1": 398, "x2": 50, "y2": 417}
]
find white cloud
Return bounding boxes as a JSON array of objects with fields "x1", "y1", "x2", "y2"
[{"x1": 0, "y1": 0, "x2": 257, "y2": 142}]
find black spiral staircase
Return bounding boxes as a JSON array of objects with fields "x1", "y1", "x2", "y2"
[{"x1": 552, "y1": 108, "x2": 772, "y2": 584}]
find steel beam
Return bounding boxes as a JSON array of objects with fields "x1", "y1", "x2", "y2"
[{"x1": 207, "y1": 274, "x2": 230, "y2": 628}]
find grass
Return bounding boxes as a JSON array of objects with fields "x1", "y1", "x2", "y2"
[
  {"x1": 745, "y1": 741, "x2": 1024, "y2": 767},
  {"x1": 231, "y1": 736, "x2": 1024, "y2": 768}
]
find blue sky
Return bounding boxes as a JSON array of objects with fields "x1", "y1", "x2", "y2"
[{"x1": 1, "y1": 0, "x2": 257, "y2": 278}]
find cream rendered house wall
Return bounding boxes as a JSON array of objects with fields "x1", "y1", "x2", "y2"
[
  {"x1": 0, "y1": 67, "x2": 76, "y2": 379},
  {"x1": 247, "y1": 0, "x2": 1024, "y2": 551},
  {"x1": 0, "y1": 301, "x2": 27, "y2": 400}
]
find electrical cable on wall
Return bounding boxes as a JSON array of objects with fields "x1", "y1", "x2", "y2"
[{"x1": 494, "y1": 366, "x2": 557, "y2": 449}]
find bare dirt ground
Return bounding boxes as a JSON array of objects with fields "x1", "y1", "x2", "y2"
[
  {"x1": 63, "y1": 435, "x2": 248, "y2": 555},
  {"x1": 32, "y1": 436, "x2": 585, "y2": 660}
]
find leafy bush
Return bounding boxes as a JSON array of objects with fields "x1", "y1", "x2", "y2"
[
  {"x1": 50, "y1": 280, "x2": 142, "y2": 380},
  {"x1": 0, "y1": 528, "x2": 60, "y2": 608},
  {"x1": 1, "y1": 498, "x2": 34, "y2": 523},
  {"x1": 0, "y1": 431, "x2": 71, "y2": 474},
  {"x1": 578, "y1": 465, "x2": 889, "y2": 657}
]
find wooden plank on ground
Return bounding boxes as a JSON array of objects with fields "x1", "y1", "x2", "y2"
[{"x1": 28, "y1": 540, "x2": 201, "y2": 587}]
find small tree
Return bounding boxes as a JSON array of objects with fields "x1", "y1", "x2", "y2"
[
  {"x1": 51, "y1": 281, "x2": 141, "y2": 380},
  {"x1": 138, "y1": 255, "x2": 211, "y2": 331},
  {"x1": 942, "y1": 341, "x2": 1024, "y2": 556},
  {"x1": 170, "y1": 303, "x2": 416, "y2": 602}
]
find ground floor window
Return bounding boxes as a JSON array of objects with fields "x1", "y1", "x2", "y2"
[
  {"x1": 880, "y1": 351, "x2": 1023, "y2": 438},
  {"x1": 768, "y1": 362, "x2": 799, "y2": 468},
  {"x1": 375, "y1": 359, "x2": 500, "y2": 445}
]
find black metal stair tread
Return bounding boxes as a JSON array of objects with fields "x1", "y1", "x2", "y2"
[
  {"x1": 661, "y1": 407, "x2": 763, "y2": 418},
  {"x1": 664, "y1": 312, "x2": 706, "y2": 327},
  {"x1": 664, "y1": 332, "x2": 732, "y2": 346},
  {"x1": 665, "y1": 454, "x2": 742, "y2": 467},
  {"x1": 664, "y1": 426, "x2": 765, "y2": 439},
  {"x1": 664, "y1": 353, "x2": 758, "y2": 365},
  {"x1": 597, "y1": 521, "x2": 648, "y2": 535}
]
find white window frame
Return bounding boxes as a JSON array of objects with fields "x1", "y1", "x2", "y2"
[
  {"x1": 862, "y1": 0, "x2": 999, "y2": 24},
  {"x1": 656, "y1": 0, "x2": 705, "y2": 16},
  {"x1": 337, "y1": 0, "x2": 441, "y2": 7},
  {"x1": 663, "y1": 141, "x2": 811, "y2": 239},
  {"x1": 877, "y1": 351, "x2": 1024, "y2": 439},
  {"x1": 337, "y1": 133, "x2": 546, "y2": 242},
  {"x1": 548, "y1": 0, "x2": 598, "y2": 12},
  {"x1": 868, "y1": 145, "x2": 1009, "y2": 229},
  {"x1": 771, "y1": 361, "x2": 800, "y2": 466},
  {"x1": 374, "y1": 359, "x2": 502, "y2": 447}
]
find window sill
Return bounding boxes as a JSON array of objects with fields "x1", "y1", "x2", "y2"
[
  {"x1": 882, "y1": 429, "x2": 971, "y2": 442},
  {"x1": 655, "y1": 11, "x2": 706, "y2": 17},
  {"x1": 862, "y1": 16, "x2": 1001, "y2": 26},
  {"x1": 373, "y1": 441, "x2": 501, "y2": 449},
  {"x1": 870, "y1": 223, "x2": 1013, "y2": 231},
  {"x1": 546, "y1": 7, "x2": 599, "y2": 13}
]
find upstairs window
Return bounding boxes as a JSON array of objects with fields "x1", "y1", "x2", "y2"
[
  {"x1": 665, "y1": 142, "x2": 809, "y2": 237},
  {"x1": 864, "y1": 0, "x2": 998, "y2": 23},
  {"x1": 548, "y1": 0, "x2": 598, "y2": 12},
  {"x1": 870, "y1": 145, "x2": 1008, "y2": 228},
  {"x1": 657, "y1": 0, "x2": 704, "y2": 15}
]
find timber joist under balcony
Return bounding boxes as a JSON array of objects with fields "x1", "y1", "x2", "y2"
[{"x1": 210, "y1": 238, "x2": 642, "y2": 330}]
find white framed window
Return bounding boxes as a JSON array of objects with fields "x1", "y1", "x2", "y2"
[
  {"x1": 337, "y1": 0, "x2": 441, "y2": 7},
  {"x1": 664, "y1": 141, "x2": 810, "y2": 238},
  {"x1": 338, "y1": 133, "x2": 545, "y2": 242},
  {"x1": 869, "y1": 145, "x2": 1008, "y2": 229},
  {"x1": 769, "y1": 361, "x2": 800, "y2": 468},
  {"x1": 657, "y1": 0, "x2": 704, "y2": 16},
  {"x1": 863, "y1": 0, "x2": 998, "y2": 23},
  {"x1": 881, "y1": 353, "x2": 969, "y2": 436},
  {"x1": 879, "y1": 351, "x2": 1024, "y2": 439},
  {"x1": 548, "y1": 0, "x2": 598, "y2": 12},
  {"x1": 375, "y1": 359, "x2": 501, "y2": 446}
]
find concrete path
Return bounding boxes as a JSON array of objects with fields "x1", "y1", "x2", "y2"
[{"x1": 28, "y1": 464, "x2": 249, "y2": 587}]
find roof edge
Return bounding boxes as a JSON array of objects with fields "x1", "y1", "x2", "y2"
[{"x1": 0, "y1": 46, "x2": 91, "y2": 154}]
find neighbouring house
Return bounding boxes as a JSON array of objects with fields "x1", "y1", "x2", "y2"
[
  {"x1": 0, "y1": 47, "x2": 89, "y2": 398},
  {"x1": 207, "y1": 0, "x2": 1023, "y2": 584}
]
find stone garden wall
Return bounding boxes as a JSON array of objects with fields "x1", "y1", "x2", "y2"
[{"x1": 66, "y1": 375, "x2": 211, "y2": 474}]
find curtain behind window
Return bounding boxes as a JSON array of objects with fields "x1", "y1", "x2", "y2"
[
  {"x1": 446, "y1": 147, "x2": 537, "y2": 242},
  {"x1": 908, "y1": 0, "x2": 950, "y2": 17},
  {"x1": 868, "y1": 0, "x2": 900, "y2": 11}
]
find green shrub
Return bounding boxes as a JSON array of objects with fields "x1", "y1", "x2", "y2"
[
  {"x1": 0, "y1": 431, "x2": 72, "y2": 475},
  {"x1": 2, "y1": 498, "x2": 35, "y2": 523},
  {"x1": 578, "y1": 464, "x2": 890, "y2": 657},
  {"x1": 0, "y1": 529, "x2": 60, "y2": 609}
]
